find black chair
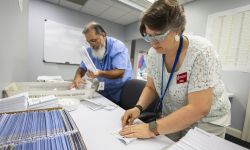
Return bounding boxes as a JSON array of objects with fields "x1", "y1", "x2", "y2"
[{"x1": 120, "y1": 79, "x2": 159, "y2": 123}]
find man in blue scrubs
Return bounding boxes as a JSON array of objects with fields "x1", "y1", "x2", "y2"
[{"x1": 71, "y1": 22, "x2": 133, "y2": 104}]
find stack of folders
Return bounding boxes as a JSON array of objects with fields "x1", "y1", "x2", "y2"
[
  {"x1": 0, "y1": 93, "x2": 28, "y2": 113},
  {"x1": 0, "y1": 108, "x2": 87, "y2": 150},
  {"x1": 168, "y1": 127, "x2": 248, "y2": 150},
  {"x1": 80, "y1": 47, "x2": 97, "y2": 72}
]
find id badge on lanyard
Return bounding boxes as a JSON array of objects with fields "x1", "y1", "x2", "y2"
[{"x1": 97, "y1": 82, "x2": 105, "y2": 91}]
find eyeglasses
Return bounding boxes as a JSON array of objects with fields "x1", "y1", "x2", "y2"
[{"x1": 143, "y1": 31, "x2": 170, "y2": 43}]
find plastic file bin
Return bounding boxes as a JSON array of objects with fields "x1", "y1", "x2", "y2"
[{"x1": 2, "y1": 82, "x2": 95, "y2": 100}]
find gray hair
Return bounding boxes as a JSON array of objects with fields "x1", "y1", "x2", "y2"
[{"x1": 82, "y1": 21, "x2": 106, "y2": 36}]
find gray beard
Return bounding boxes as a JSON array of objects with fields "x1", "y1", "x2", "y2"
[{"x1": 92, "y1": 46, "x2": 106, "y2": 60}]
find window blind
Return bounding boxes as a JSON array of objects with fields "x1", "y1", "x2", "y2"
[{"x1": 206, "y1": 6, "x2": 250, "y2": 72}]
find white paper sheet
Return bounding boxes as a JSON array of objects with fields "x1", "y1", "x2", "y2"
[
  {"x1": 111, "y1": 128, "x2": 137, "y2": 145},
  {"x1": 82, "y1": 99, "x2": 117, "y2": 111},
  {"x1": 28, "y1": 95, "x2": 59, "y2": 109},
  {"x1": 168, "y1": 127, "x2": 248, "y2": 150},
  {"x1": 0, "y1": 92, "x2": 28, "y2": 113},
  {"x1": 80, "y1": 47, "x2": 97, "y2": 72}
]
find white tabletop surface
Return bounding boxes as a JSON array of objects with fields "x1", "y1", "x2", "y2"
[{"x1": 70, "y1": 93, "x2": 174, "y2": 150}]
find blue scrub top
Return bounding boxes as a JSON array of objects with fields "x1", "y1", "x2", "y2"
[{"x1": 80, "y1": 36, "x2": 133, "y2": 102}]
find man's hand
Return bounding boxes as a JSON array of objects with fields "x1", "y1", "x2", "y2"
[
  {"x1": 86, "y1": 70, "x2": 101, "y2": 79},
  {"x1": 70, "y1": 77, "x2": 84, "y2": 89}
]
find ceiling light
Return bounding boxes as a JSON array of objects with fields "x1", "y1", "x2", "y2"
[
  {"x1": 66, "y1": 0, "x2": 88, "y2": 6},
  {"x1": 146, "y1": 0, "x2": 155, "y2": 3},
  {"x1": 117, "y1": 0, "x2": 154, "y2": 11}
]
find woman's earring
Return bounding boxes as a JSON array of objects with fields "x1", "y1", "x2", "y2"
[{"x1": 175, "y1": 35, "x2": 180, "y2": 42}]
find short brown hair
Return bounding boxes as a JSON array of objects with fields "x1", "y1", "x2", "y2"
[{"x1": 139, "y1": 0, "x2": 186, "y2": 36}]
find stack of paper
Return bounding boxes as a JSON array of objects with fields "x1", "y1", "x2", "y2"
[
  {"x1": 37, "y1": 75, "x2": 64, "y2": 82},
  {"x1": 29, "y1": 96, "x2": 81, "y2": 112},
  {"x1": 0, "y1": 109, "x2": 86, "y2": 149},
  {"x1": 28, "y1": 95, "x2": 59, "y2": 109},
  {"x1": 80, "y1": 47, "x2": 97, "y2": 72},
  {"x1": 168, "y1": 127, "x2": 248, "y2": 150},
  {"x1": 0, "y1": 93, "x2": 28, "y2": 113},
  {"x1": 58, "y1": 97, "x2": 80, "y2": 112}
]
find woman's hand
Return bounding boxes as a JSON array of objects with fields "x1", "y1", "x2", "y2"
[
  {"x1": 121, "y1": 107, "x2": 141, "y2": 127},
  {"x1": 119, "y1": 123, "x2": 155, "y2": 139}
]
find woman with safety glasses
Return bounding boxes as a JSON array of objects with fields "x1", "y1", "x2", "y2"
[{"x1": 119, "y1": 0, "x2": 231, "y2": 141}]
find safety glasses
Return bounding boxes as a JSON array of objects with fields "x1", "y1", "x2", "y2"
[{"x1": 143, "y1": 30, "x2": 170, "y2": 43}]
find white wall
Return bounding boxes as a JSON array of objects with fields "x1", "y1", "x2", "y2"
[
  {"x1": 0, "y1": 0, "x2": 29, "y2": 97},
  {"x1": 124, "y1": 22, "x2": 141, "y2": 41},
  {"x1": 124, "y1": 0, "x2": 250, "y2": 131},
  {"x1": 28, "y1": 0, "x2": 125, "y2": 81}
]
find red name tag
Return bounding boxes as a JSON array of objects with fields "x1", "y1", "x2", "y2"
[{"x1": 177, "y1": 72, "x2": 187, "y2": 84}]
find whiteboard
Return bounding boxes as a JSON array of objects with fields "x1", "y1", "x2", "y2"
[{"x1": 44, "y1": 20, "x2": 88, "y2": 65}]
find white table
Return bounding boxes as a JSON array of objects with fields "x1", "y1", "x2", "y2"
[{"x1": 70, "y1": 94, "x2": 174, "y2": 150}]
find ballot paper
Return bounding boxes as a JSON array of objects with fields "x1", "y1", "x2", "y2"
[
  {"x1": 82, "y1": 99, "x2": 118, "y2": 111},
  {"x1": 103, "y1": 104, "x2": 117, "y2": 111},
  {"x1": 80, "y1": 47, "x2": 97, "y2": 72},
  {"x1": 28, "y1": 96, "x2": 80, "y2": 112},
  {"x1": 81, "y1": 99, "x2": 104, "y2": 110},
  {"x1": 168, "y1": 127, "x2": 248, "y2": 150},
  {"x1": 58, "y1": 98, "x2": 80, "y2": 112},
  {"x1": 28, "y1": 95, "x2": 59, "y2": 109},
  {"x1": 0, "y1": 92, "x2": 28, "y2": 113},
  {"x1": 111, "y1": 128, "x2": 137, "y2": 145}
]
